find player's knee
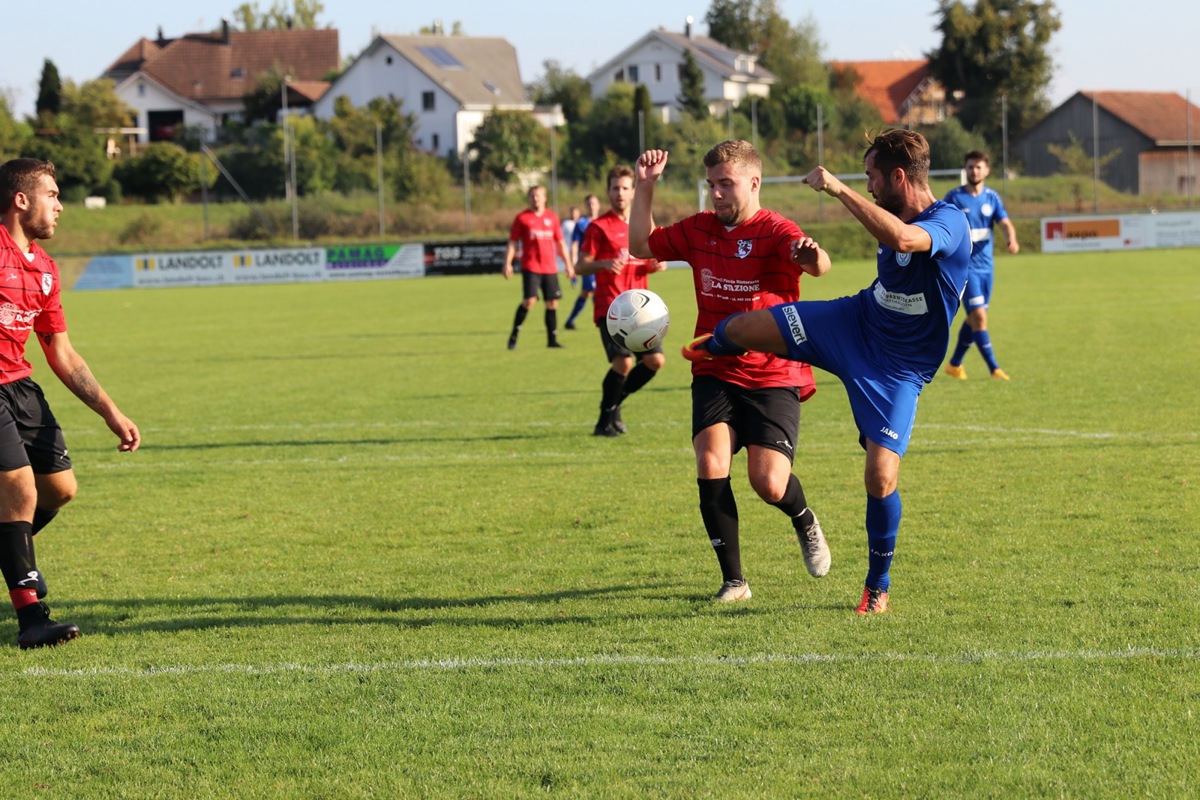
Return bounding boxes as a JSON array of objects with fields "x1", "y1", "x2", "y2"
[
  {"x1": 749, "y1": 472, "x2": 788, "y2": 504},
  {"x1": 643, "y1": 353, "x2": 666, "y2": 371}
]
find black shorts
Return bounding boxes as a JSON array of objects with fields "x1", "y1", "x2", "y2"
[
  {"x1": 691, "y1": 374, "x2": 801, "y2": 461},
  {"x1": 521, "y1": 271, "x2": 562, "y2": 301},
  {"x1": 0, "y1": 378, "x2": 72, "y2": 474},
  {"x1": 599, "y1": 320, "x2": 664, "y2": 361}
]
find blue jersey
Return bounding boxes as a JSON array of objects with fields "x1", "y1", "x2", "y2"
[
  {"x1": 572, "y1": 216, "x2": 592, "y2": 248},
  {"x1": 943, "y1": 185, "x2": 1008, "y2": 273},
  {"x1": 853, "y1": 200, "x2": 971, "y2": 381}
]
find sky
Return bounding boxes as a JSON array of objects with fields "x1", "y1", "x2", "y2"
[{"x1": 3, "y1": 0, "x2": 1198, "y2": 119}]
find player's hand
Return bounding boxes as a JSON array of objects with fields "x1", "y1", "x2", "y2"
[
  {"x1": 1007, "y1": 240, "x2": 1020, "y2": 255},
  {"x1": 609, "y1": 248, "x2": 629, "y2": 274},
  {"x1": 791, "y1": 237, "x2": 825, "y2": 275},
  {"x1": 502, "y1": 263, "x2": 513, "y2": 281},
  {"x1": 802, "y1": 166, "x2": 844, "y2": 197},
  {"x1": 107, "y1": 414, "x2": 141, "y2": 452},
  {"x1": 637, "y1": 150, "x2": 669, "y2": 183},
  {"x1": 680, "y1": 334, "x2": 715, "y2": 362}
]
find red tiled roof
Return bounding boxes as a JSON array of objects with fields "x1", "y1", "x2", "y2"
[
  {"x1": 107, "y1": 28, "x2": 338, "y2": 105},
  {"x1": 1084, "y1": 91, "x2": 1200, "y2": 144},
  {"x1": 829, "y1": 60, "x2": 931, "y2": 124}
]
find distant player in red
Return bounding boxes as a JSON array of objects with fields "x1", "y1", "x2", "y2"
[
  {"x1": 503, "y1": 185, "x2": 574, "y2": 349},
  {"x1": 629, "y1": 140, "x2": 831, "y2": 602},
  {"x1": 0, "y1": 158, "x2": 140, "y2": 648},
  {"x1": 576, "y1": 165, "x2": 667, "y2": 437}
]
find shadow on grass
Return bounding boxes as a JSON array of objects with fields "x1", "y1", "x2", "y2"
[{"x1": 48, "y1": 581, "x2": 771, "y2": 636}]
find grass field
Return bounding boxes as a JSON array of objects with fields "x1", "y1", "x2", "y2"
[{"x1": 1, "y1": 248, "x2": 1197, "y2": 797}]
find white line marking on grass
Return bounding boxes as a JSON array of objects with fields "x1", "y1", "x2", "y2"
[{"x1": 17, "y1": 647, "x2": 1198, "y2": 679}]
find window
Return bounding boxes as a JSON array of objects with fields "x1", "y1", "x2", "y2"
[
  {"x1": 628, "y1": 65, "x2": 639, "y2": 83},
  {"x1": 230, "y1": 67, "x2": 244, "y2": 79},
  {"x1": 137, "y1": 83, "x2": 145, "y2": 97},
  {"x1": 614, "y1": 68, "x2": 624, "y2": 82},
  {"x1": 655, "y1": 64, "x2": 662, "y2": 82},
  {"x1": 417, "y1": 46, "x2": 464, "y2": 68},
  {"x1": 422, "y1": 91, "x2": 435, "y2": 112},
  {"x1": 432, "y1": 133, "x2": 440, "y2": 152}
]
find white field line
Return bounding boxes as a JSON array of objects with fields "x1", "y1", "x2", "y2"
[
  {"x1": 76, "y1": 420, "x2": 1194, "y2": 471},
  {"x1": 16, "y1": 647, "x2": 1198, "y2": 679}
]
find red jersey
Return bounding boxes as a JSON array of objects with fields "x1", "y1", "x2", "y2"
[
  {"x1": 509, "y1": 209, "x2": 564, "y2": 275},
  {"x1": 580, "y1": 210, "x2": 658, "y2": 325},
  {"x1": 0, "y1": 225, "x2": 66, "y2": 385},
  {"x1": 647, "y1": 208, "x2": 815, "y2": 396}
]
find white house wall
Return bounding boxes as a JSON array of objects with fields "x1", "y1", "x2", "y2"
[
  {"x1": 115, "y1": 78, "x2": 220, "y2": 142},
  {"x1": 311, "y1": 43, "x2": 459, "y2": 156}
]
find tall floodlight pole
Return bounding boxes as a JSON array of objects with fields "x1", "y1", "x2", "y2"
[
  {"x1": 375, "y1": 121, "x2": 385, "y2": 235},
  {"x1": 817, "y1": 104, "x2": 825, "y2": 221},
  {"x1": 1001, "y1": 94, "x2": 1009, "y2": 198},
  {"x1": 463, "y1": 147, "x2": 472, "y2": 235},
  {"x1": 638, "y1": 110, "x2": 645, "y2": 154},
  {"x1": 1092, "y1": 93, "x2": 1101, "y2": 212},
  {"x1": 751, "y1": 97, "x2": 758, "y2": 150},
  {"x1": 550, "y1": 126, "x2": 558, "y2": 212},
  {"x1": 281, "y1": 78, "x2": 290, "y2": 207},
  {"x1": 1188, "y1": 89, "x2": 1194, "y2": 209}
]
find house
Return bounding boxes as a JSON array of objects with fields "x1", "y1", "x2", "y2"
[
  {"x1": 311, "y1": 33, "x2": 545, "y2": 158},
  {"x1": 103, "y1": 21, "x2": 339, "y2": 144},
  {"x1": 828, "y1": 60, "x2": 951, "y2": 127},
  {"x1": 1014, "y1": 91, "x2": 1199, "y2": 195},
  {"x1": 586, "y1": 20, "x2": 776, "y2": 122}
]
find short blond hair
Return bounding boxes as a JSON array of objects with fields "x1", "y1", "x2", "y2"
[{"x1": 703, "y1": 140, "x2": 762, "y2": 174}]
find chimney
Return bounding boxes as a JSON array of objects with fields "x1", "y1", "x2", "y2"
[
  {"x1": 433, "y1": 19, "x2": 444, "y2": 36},
  {"x1": 221, "y1": 18, "x2": 230, "y2": 44},
  {"x1": 156, "y1": 26, "x2": 165, "y2": 45},
  {"x1": 685, "y1": 15, "x2": 694, "y2": 39}
]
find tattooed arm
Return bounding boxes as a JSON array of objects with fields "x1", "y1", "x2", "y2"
[{"x1": 38, "y1": 331, "x2": 140, "y2": 452}]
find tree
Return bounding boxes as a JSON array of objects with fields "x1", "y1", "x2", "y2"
[
  {"x1": 527, "y1": 61, "x2": 593, "y2": 124},
  {"x1": 677, "y1": 49, "x2": 709, "y2": 119},
  {"x1": 470, "y1": 109, "x2": 550, "y2": 187},
  {"x1": 324, "y1": 95, "x2": 419, "y2": 194},
  {"x1": 233, "y1": 0, "x2": 326, "y2": 30},
  {"x1": 927, "y1": 0, "x2": 1061, "y2": 143},
  {"x1": 113, "y1": 142, "x2": 213, "y2": 203},
  {"x1": 0, "y1": 92, "x2": 33, "y2": 160},
  {"x1": 242, "y1": 67, "x2": 291, "y2": 126},
  {"x1": 706, "y1": 0, "x2": 826, "y2": 88},
  {"x1": 1046, "y1": 132, "x2": 1121, "y2": 177},
  {"x1": 417, "y1": 20, "x2": 464, "y2": 35},
  {"x1": 35, "y1": 60, "x2": 62, "y2": 118}
]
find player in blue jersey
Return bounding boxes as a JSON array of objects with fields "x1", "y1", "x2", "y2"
[
  {"x1": 942, "y1": 150, "x2": 1019, "y2": 380},
  {"x1": 564, "y1": 194, "x2": 601, "y2": 330},
  {"x1": 681, "y1": 129, "x2": 970, "y2": 614}
]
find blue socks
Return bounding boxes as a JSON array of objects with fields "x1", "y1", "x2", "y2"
[
  {"x1": 566, "y1": 295, "x2": 587, "y2": 326},
  {"x1": 864, "y1": 491, "x2": 900, "y2": 591},
  {"x1": 973, "y1": 329, "x2": 1000, "y2": 372},
  {"x1": 949, "y1": 321, "x2": 972, "y2": 366}
]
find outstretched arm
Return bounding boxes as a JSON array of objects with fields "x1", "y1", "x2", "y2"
[
  {"x1": 803, "y1": 167, "x2": 932, "y2": 254},
  {"x1": 38, "y1": 331, "x2": 140, "y2": 452},
  {"x1": 629, "y1": 149, "x2": 669, "y2": 259}
]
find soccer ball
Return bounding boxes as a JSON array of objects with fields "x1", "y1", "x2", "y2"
[{"x1": 606, "y1": 289, "x2": 670, "y2": 352}]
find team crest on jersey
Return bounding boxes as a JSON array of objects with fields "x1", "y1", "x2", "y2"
[
  {"x1": 42, "y1": 273, "x2": 53, "y2": 295},
  {"x1": 736, "y1": 240, "x2": 752, "y2": 259},
  {"x1": 982, "y1": 203, "x2": 993, "y2": 217},
  {"x1": 895, "y1": 251, "x2": 912, "y2": 266}
]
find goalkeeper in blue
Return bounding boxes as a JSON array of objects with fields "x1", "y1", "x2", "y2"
[
  {"x1": 682, "y1": 130, "x2": 970, "y2": 614},
  {"x1": 942, "y1": 150, "x2": 1020, "y2": 380}
]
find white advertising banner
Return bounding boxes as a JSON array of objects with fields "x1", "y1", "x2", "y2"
[
  {"x1": 132, "y1": 248, "x2": 324, "y2": 288},
  {"x1": 1041, "y1": 211, "x2": 1200, "y2": 253}
]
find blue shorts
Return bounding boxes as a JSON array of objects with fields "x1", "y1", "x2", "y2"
[
  {"x1": 767, "y1": 297, "x2": 924, "y2": 457},
  {"x1": 963, "y1": 271, "x2": 993, "y2": 311},
  {"x1": 579, "y1": 273, "x2": 596, "y2": 292}
]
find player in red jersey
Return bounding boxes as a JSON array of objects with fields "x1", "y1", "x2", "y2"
[
  {"x1": 502, "y1": 185, "x2": 575, "y2": 349},
  {"x1": 576, "y1": 165, "x2": 667, "y2": 437},
  {"x1": 0, "y1": 159, "x2": 140, "y2": 648},
  {"x1": 629, "y1": 141, "x2": 831, "y2": 601}
]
